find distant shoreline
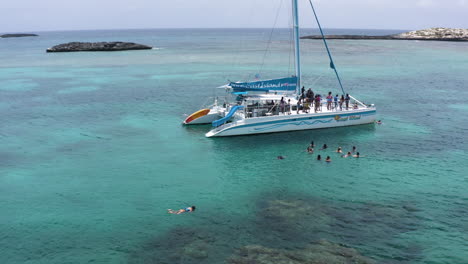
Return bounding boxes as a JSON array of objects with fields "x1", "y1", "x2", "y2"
[{"x1": 301, "y1": 28, "x2": 468, "y2": 42}]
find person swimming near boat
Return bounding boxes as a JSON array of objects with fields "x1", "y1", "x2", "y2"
[
  {"x1": 326, "y1": 156, "x2": 331, "y2": 162},
  {"x1": 317, "y1": 154, "x2": 321, "y2": 161},
  {"x1": 376, "y1": 120, "x2": 382, "y2": 125},
  {"x1": 353, "y1": 152, "x2": 364, "y2": 158},
  {"x1": 336, "y1": 147, "x2": 343, "y2": 153},
  {"x1": 320, "y1": 144, "x2": 328, "y2": 150},
  {"x1": 168, "y1": 206, "x2": 196, "y2": 215},
  {"x1": 342, "y1": 151, "x2": 352, "y2": 158},
  {"x1": 310, "y1": 141, "x2": 315, "y2": 148}
]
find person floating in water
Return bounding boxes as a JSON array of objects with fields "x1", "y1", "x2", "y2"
[
  {"x1": 317, "y1": 154, "x2": 322, "y2": 161},
  {"x1": 326, "y1": 156, "x2": 332, "y2": 162},
  {"x1": 342, "y1": 152, "x2": 352, "y2": 158},
  {"x1": 320, "y1": 144, "x2": 328, "y2": 150},
  {"x1": 168, "y1": 206, "x2": 196, "y2": 214},
  {"x1": 277, "y1": 156, "x2": 286, "y2": 160},
  {"x1": 376, "y1": 120, "x2": 382, "y2": 125},
  {"x1": 336, "y1": 147, "x2": 343, "y2": 153},
  {"x1": 351, "y1": 146, "x2": 357, "y2": 153}
]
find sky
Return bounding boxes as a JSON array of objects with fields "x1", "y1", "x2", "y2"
[{"x1": 1, "y1": 0, "x2": 468, "y2": 32}]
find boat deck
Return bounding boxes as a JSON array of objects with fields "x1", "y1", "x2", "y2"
[{"x1": 243, "y1": 103, "x2": 366, "y2": 119}]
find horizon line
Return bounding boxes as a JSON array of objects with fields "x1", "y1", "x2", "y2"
[{"x1": 2, "y1": 27, "x2": 416, "y2": 34}]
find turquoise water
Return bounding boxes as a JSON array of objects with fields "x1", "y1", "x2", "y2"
[{"x1": 1, "y1": 29, "x2": 468, "y2": 263}]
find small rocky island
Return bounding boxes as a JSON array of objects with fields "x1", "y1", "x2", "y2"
[
  {"x1": 46, "y1": 42, "x2": 152, "y2": 52},
  {"x1": 1, "y1": 33, "x2": 38, "y2": 38},
  {"x1": 301, "y1": 28, "x2": 468, "y2": 41}
]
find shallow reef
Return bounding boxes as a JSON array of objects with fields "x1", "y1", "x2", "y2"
[
  {"x1": 129, "y1": 193, "x2": 425, "y2": 263},
  {"x1": 228, "y1": 240, "x2": 376, "y2": 264}
]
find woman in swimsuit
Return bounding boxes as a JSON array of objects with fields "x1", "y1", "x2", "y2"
[{"x1": 168, "y1": 206, "x2": 196, "y2": 214}]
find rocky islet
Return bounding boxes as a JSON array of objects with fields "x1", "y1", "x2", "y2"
[{"x1": 46, "y1": 41, "x2": 152, "y2": 52}]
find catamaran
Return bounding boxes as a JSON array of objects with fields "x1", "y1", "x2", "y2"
[{"x1": 183, "y1": 0, "x2": 376, "y2": 137}]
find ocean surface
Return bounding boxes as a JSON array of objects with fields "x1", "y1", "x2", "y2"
[{"x1": 1, "y1": 28, "x2": 467, "y2": 264}]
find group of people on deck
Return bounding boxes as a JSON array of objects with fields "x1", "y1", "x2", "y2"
[
  {"x1": 297, "y1": 87, "x2": 352, "y2": 114},
  {"x1": 307, "y1": 141, "x2": 363, "y2": 162}
]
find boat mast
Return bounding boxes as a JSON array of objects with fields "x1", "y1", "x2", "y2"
[{"x1": 292, "y1": 0, "x2": 301, "y2": 96}]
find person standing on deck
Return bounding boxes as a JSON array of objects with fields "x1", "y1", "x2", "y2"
[
  {"x1": 280, "y1": 97, "x2": 286, "y2": 114},
  {"x1": 345, "y1": 94, "x2": 351, "y2": 110},
  {"x1": 303, "y1": 98, "x2": 309, "y2": 113},
  {"x1": 334, "y1": 94, "x2": 339, "y2": 110},
  {"x1": 339, "y1": 95, "x2": 344, "y2": 111},
  {"x1": 307, "y1": 88, "x2": 314, "y2": 104},
  {"x1": 316, "y1": 94, "x2": 322, "y2": 112},
  {"x1": 326, "y1": 92, "x2": 333, "y2": 110}
]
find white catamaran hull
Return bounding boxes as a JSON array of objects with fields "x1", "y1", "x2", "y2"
[{"x1": 206, "y1": 109, "x2": 376, "y2": 137}]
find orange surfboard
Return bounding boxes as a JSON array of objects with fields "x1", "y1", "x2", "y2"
[{"x1": 184, "y1": 109, "x2": 210, "y2": 124}]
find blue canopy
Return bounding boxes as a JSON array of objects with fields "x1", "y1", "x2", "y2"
[{"x1": 230, "y1": 77, "x2": 297, "y2": 92}]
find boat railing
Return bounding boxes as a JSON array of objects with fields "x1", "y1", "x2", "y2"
[{"x1": 238, "y1": 95, "x2": 372, "y2": 120}]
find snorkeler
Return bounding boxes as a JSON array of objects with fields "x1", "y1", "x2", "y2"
[{"x1": 168, "y1": 206, "x2": 196, "y2": 214}]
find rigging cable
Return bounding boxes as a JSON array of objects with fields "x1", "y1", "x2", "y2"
[
  {"x1": 308, "y1": 0, "x2": 346, "y2": 95},
  {"x1": 258, "y1": 0, "x2": 284, "y2": 78}
]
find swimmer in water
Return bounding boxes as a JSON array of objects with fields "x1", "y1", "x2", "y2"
[
  {"x1": 320, "y1": 144, "x2": 328, "y2": 150},
  {"x1": 326, "y1": 156, "x2": 331, "y2": 162},
  {"x1": 351, "y1": 146, "x2": 357, "y2": 153},
  {"x1": 310, "y1": 141, "x2": 315, "y2": 148},
  {"x1": 353, "y1": 152, "x2": 364, "y2": 158},
  {"x1": 336, "y1": 147, "x2": 343, "y2": 153},
  {"x1": 317, "y1": 154, "x2": 322, "y2": 161},
  {"x1": 168, "y1": 206, "x2": 196, "y2": 215},
  {"x1": 376, "y1": 120, "x2": 382, "y2": 125},
  {"x1": 342, "y1": 152, "x2": 352, "y2": 158},
  {"x1": 307, "y1": 146, "x2": 314, "y2": 153},
  {"x1": 277, "y1": 156, "x2": 286, "y2": 160}
]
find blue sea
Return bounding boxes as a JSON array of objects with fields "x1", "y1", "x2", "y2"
[{"x1": 1, "y1": 28, "x2": 467, "y2": 264}]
